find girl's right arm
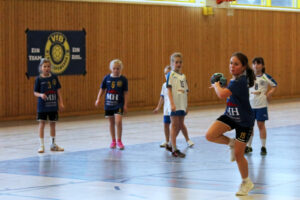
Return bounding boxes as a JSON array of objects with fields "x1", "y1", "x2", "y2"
[
  {"x1": 211, "y1": 82, "x2": 232, "y2": 99},
  {"x1": 34, "y1": 92, "x2": 47, "y2": 100},
  {"x1": 95, "y1": 88, "x2": 106, "y2": 107},
  {"x1": 167, "y1": 87, "x2": 176, "y2": 112},
  {"x1": 153, "y1": 96, "x2": 164, "y2": 113}
]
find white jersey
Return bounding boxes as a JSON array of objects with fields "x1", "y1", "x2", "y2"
[
  {"x1": 249, "y1": 73, "x2": 277, "y2": 109},
  {"x1": 160, "y1": 82, "x2": 171, "y2": 116},
  {"x1": 166, "y1": 70, "x2": 188, "y2": 112}
]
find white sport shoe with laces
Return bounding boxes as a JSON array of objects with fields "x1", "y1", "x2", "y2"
[
  {"x1": 38, "y1": 146, "x2": 45, "y2": 153},
  {"x1": 50, "y1": 144, "x2": 64, "y2": 151},
  {"x1": 187, "y1": 140, "x2": 194, "y2": 147},
  {"x1": 236, "y1": 179, "x2": 254, "y2": 196}
]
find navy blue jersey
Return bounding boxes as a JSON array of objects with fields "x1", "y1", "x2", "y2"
[
  {"x1": 225, "y1": 75, "x2": 254, "y2": 127},
  {"x1": 101, "y1": 74, "x2": 128, "y2": 110},
  {"x1": 34, "y1": 74, "x2": 61, "y2": 113}
]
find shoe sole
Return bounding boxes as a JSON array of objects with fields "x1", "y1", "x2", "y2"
[{"x1": 235, "y1": 184, "x2": 254, "y2": 196}]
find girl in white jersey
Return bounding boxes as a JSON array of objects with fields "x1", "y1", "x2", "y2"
[
  {"x1": 245, "y1": 57, "x2": 277, "y2": 155},
  {"x1": 166, "y1": 53, "x2": 190, "y2": 158},
  {"x1": 154, "y1": 65, "x2": 194, "y2": 148}
]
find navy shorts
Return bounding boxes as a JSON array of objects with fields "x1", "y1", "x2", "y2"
[
  {"x1": 105, "y1": 108, "x2": 123, "y2": 117},
  {"x1": 217, "y1": 115, "x2": 253, "y2": 143},
  {"x1": 164, "y1": 115, "x2": 171, "y2": 124},
  {"x1": 170, "y1": 110, "x2": 186, "y2": 116},
  {"x1": 253, "y1": 107, "x2": 268, "y2": 121},
  {"x1": 37, "y1": 112, "x2": 58, "y2": 122}
]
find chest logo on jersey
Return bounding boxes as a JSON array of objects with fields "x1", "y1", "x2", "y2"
[
  {"x1": 52, "y1": 79, "x2": 57, "y2": 86},
  {"x1": 117, "y1": 81, "x2": 123, "y2": 87},
  {"x1": 111, "y1": 81, "x2": 115, "y2": 89},
  {"x1": 259, "y1": 80, "x2": 265, "y2": 86}
]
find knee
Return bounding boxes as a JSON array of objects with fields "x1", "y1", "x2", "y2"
[{"x1": 205, "y1": 133, "x2": 214, "y2": 142}]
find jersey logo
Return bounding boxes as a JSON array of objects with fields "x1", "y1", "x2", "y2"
[
  {"x1": 111, "y1": 81, "x2": 115, "y2": 89},
  {"x1": 52, "y1": 79, "x2": 57, "y2": 86},
  {"x1": 117, "y1": 81, "x2": 123, "y2": 87},
  {"x1": 45, "y1": 32, "x2": 70, "y2": 74}
]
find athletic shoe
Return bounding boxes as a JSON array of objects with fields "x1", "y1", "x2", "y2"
[
  {"x1": 117, "y1": 141, "x2": 125, "y2": 150},
  {"x1": 110, "y1": 141, "x2": 116, "y2": 149},
  {"x1": 160, "y1": 142, "x2": 167, "y2": 148},
  {"x1": 172, "y1": 150, "x2": 186, "y2": 158},
  {"x1": 230, "y1": 145, "x2": 236, "y2": 162},
  {"x1": 187, "y1": 140, "x2": 194, "y2": 147},
  {"x1": 260, "y1": 147, "x2": 267, "y2": 155},
  {"x1": 50, "y1": 144, "x2": 64, "y2": 151},
  {"x1": 244, "y1": 146, "x2": 253, "y2": 154},
  {"x1": 38, "y1": 146, "x2": 44, "y2": 153},
  {"x1": 236, "y1": 180, "x2": 254, "y2": 196},
  {"x1": 165, "y1": 144, "x2": 172, "y2": 152}
]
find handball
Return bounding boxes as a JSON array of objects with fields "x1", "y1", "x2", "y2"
[{"x1": 210, "y1": 73, "x2": 227, "y2": 87}]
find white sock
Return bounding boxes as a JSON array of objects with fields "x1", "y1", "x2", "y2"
[
  {"x1": 51, "y1": 137, "x2": 56, "y2": 145},
  {"x1": 247, "y1": 135, "x2": 254, "y2": 147},
  {"x1": 172, "y1": 146, "x2": 177, "y2": 152},
  {"x1": 261, "y1": 138, "x2": 266, "y2": 147},
  {"x1": 243, "y1": 177, "x2": 251, "y2": 182},
  {"x1": 39, "y1": 138, "x2": 44, "y2": 146},
  {"x1": 228, "y1": 138, "x2": 235, "y2": 147}
]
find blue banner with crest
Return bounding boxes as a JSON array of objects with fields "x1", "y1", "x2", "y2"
[{"x1": 26, "y1": 30, "x2": 86, "y2": 77}]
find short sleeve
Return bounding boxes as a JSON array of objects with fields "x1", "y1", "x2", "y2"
[
  {"x1": 100, "y1": 75, "x2": 107, "y2": 89},
  {"x1": 123, "y1": 77, "x2": 128, "y2": 91},
  {"x1": 265, "y1": 74, "x2": 277, "y2": 87},
  {"x1": 166, "y1": 72, "x2": 172, "y2": 88},
  {"x1": 34, "y1": 77, "x2": 40, "y2": 92},
  {"x1": 56, "y1": 76, "x2": 61, "y2": 89},
  {"x1": 228, "y1": 79, "x2": 243, "y2": 96}
]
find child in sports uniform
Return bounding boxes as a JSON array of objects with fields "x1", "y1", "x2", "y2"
[
  {"x1": 166, "y1": 52, "x2": 191, "y2": 158},
  {"x1": 245, "y1": 57, "x2": 277, "y2": 155},
  {"x1": 154, "y1": 65, "x2": 194, "y2": 148},
  {"x1": 34, "y1": 58, "x2": 65, "y2": 153},
  {"x1": 206, "y1": 52, "x2": 255, "y2": 196},
  {"x1": 95, "y1": 59, "x2": 128, "y2": 150}
]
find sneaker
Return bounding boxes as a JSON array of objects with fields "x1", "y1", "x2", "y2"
[
  {"x1": 50, "y1": 144, "x2": 64, "y2": 151},
  {"x1": 38, "y1": 146, "x2": 45, "y2": 153},
  {"x1": 236, "y1": 180, "x2": 254, "y2": 196},
  {"x1": 230, "y1": 145, "x2": 236, "y2": 162},
  {"x1": 117, "y1": 141, "x2": 125, "y2": 150},
  {"x1": 187, "y1": 140, "x2": 194, "y2": 147},
  {"x1": 245, "y1": 146, "x2": 253, "y2": 154},
  {"x1": 261, "y1": 147, "x2": 267, "y2": 155},
  {"x1": 172, "y1": 150, "x2": 186, "y2": 158},
  {"x1": 110, "y1": 141, "x2": 116, "y2": 149},
  {"x1": 165, "y1": 144, "x2": 172, "y2": 152},
  {"x1": 160, "y1": 142, "x2": 167, "y2": 148}
]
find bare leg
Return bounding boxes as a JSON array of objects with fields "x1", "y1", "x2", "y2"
[
  {"x1": 164, "y1": 123, "x2": 170, "y2": 143},
  {"x1": 50, "y1": 122, "x2": 56, "y2": 138},
  {"x1": 257, "y1": 121, "x2": 266, "y2": 140},
  {"x1": 108, "y1": 116, "x2": 116, "y2": 141},
  {"x1": 115, "y1": 114, "x2": 123, "y2": 140},
  {"x1": 235, "y1": 140, "x2": 248, "y2": 179},
  {"x1": 39, "y1": 121, "x2": 46, "y2": 139},
  {"x1": 170, "y1": 116, "x2": 180, "y2": 151},
  {"x1": 205, "y1": 120, "x2": 231, "y2": 144}
]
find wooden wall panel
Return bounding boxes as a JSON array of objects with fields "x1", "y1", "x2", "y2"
[{"x1": 1, "y1": 0, "x2": 300, "y2": 120}]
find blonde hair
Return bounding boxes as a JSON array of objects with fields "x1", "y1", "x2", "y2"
[
  {"x1": 38, "y1": 58, "x2": 51, "y2": 73},
  {"x1": 170, "y1": 52, "x2": 183, "y2": 64},
  {"x1": 109, "y1": 59, "x2": 123, "y2": 71}
]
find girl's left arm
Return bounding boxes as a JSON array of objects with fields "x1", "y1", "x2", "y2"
[
  {"x1": 212, "y1": 82, "x2": 232, "y2": 99},
  {"x1": 57, "y1": 89, "x2": 65, "y2": 110},
  {"x1": 266, "y1": 86, "x2": 277, "y2": 101},
  {"x1": 123, "y1": 91, "x2": 128, "y2": 113}
]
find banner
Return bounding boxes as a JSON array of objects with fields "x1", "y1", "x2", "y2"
[{"x1": 26, "y1": 30, "x2": 86, "y2": 77}]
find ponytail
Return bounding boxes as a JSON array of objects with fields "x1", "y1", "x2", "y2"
[{"x1": 246, "y1": 66, "x2": 255, "y2": 87}]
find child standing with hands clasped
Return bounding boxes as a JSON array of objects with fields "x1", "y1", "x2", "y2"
[
  {"x1": 245, "y1": 57, "x2": 277, "y2": 155},
  {"x1": 154, "y1": 65, "x2": 194, "y2": 149},
  {"x1": 206, "y1": 52, "x2": 255, "y2": 196},
  {"x1": 95, "y1": 59, "x2": 128, "y2": 150},
  {"x1": 166, "y1": 52, "x2": 191, "y2": 158},
  {"x1": 34, "y1": 58, "x2": 65, "y2": 153}
]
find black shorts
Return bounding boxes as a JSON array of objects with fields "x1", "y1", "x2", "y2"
[
  {"x1": 37, "y1": 112, "x2": 58, "y2": 122},
  {"x1": 105, "y1": 108, "x2": 123, "y2": 117},
  {"x1": 217, "y1": 115, "x2": 253, "y2": 143}
]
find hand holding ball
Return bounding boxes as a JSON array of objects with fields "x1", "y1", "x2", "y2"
[{"x1": 210, "y1": 73, "x2": 227, "y2": 87}]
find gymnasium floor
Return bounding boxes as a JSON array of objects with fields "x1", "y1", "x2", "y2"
[{"x1": 0, "y1": 99, "x2": 300, "y2": 200}]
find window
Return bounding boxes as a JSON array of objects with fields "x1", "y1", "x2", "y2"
[
  {"x1": 271, "y1": 0, "x2": 293, "y2": 7},
  {"x1": 236, "y1": 0, "x2": 261, "y2": 5}
]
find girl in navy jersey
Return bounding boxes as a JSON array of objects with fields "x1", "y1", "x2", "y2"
[
  {"x1": 206, "y1": 52, "x2": 255, "y2": 196},
  {"x1": 34, "y1": 58, "x2": 65, "y2": 153},
  {"x1": 95, "y1": 59, "x2": 128, "y2": 150}
]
